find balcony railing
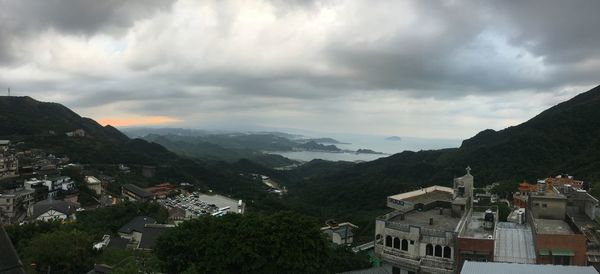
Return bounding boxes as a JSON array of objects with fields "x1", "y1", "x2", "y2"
[{"x1": 375, "y1": 245, "x2": 456, "y2": 273}]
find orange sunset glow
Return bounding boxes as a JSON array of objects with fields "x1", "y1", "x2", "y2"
[{"x1": 97, "y1": 116, "x2": 180, "y2": 127}]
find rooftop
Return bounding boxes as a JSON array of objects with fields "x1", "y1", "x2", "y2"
[
  {"x1": 388, "y1": 186, "x2": 453, "y2": 204},
  {"x1": 461, "y1": 261, "x2": 598, "y2": 274},
  {"x1": 138, "y1": 224, "x2": 172, "y2": 250},
  {"x1": 388, "y1": 207, "x2": 461, "y2": 232},
  {"x1": 122, "y1": 184, "x2": 154, "y2": 198},
  {"x1": 494, "y1": 222, "x2": 536, "y2": 264},
  {"x1": 32, "y1": 198, "x2": 79, "y2": 219},
  {"x1": 118, "y1": 216, "x2": 156, "y2": 234},
  {"x1": 533, "y1": 218, "x2": 575, "y2": 235},
  {"x1": 0, "y1": 224, "x2": 25, "y2": 274},
  {"x1": 460, "y1": 208, "x2": 497, "y2": 239}
]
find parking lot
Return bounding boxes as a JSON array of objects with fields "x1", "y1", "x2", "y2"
[{"x1": 158, "y1": 192, "x2": 244, "y2": 218}]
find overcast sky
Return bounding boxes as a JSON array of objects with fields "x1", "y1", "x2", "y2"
[{"x1": 0, "y1": 0, "x2": 599, "y2": 139}]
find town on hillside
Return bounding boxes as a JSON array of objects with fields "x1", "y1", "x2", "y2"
[
  {"x1": 3, "y1": 131, "x2": 600, "y2": 273},
  {"x1": 0, "y1": 139, "x2": 245, "y2": 269},
  {"x1": 347, "y1": 167, "x2": 600, "y2": 274}
]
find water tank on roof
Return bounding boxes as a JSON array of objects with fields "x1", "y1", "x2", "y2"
[{"x1": 484, "y1": 209, "x2": 494, "y2": 230}]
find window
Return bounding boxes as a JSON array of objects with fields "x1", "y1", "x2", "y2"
[
  {"x1": 376, "y1": 234, "x2": 381, "y2": 241},
  {"x1": 534, "y1": 203, "x2": 540, "y2": 207},
  {"x1": 426, "y1": 244, "x2": 433, "y2": 256},
  {"x1": 401, "y1": 239, "x2": 409, "y2": 251},
  {"x1": 392, "y1": 267, "x2": 401, "y2": 274},
  {"x1": 542, "y1": 203, "x2": 547, "y2": 208},
  {"x1": 410, "y1": 240, "x2": 415, "y2": 245},
  {"x1": 393, "y1": 237, "x2": 400, "y2": 249},
  {"x1": 386, "y1": 236, "x2": 392, "y2": 247},
  {"x1": 435, "y1": 245, "x2": 442, "y2": 257},
  {"x1": 443, "y1": 246, "x2": 451, "y2": 258},
  {"x1": 553, "y1": 256, "x2": 571, "y2": 265}
]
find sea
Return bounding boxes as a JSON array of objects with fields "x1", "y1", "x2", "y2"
[{"x1": 270, "y1": 133, "x2": 461, "y2": 162}]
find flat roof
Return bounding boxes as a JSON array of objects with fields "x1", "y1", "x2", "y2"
[
  {"x1": 461, "y1": 210, "x2": 495, "y2": 239},
  {"x1": 533, "y1": 218, "x2": 575, "y2": 235},
  {"x1": 494, "y1": 222, "x2": 536, "y2": 264},
  {"x1": 388, "y1": 186, "x2": 453, "y2": 204},
  {"x1": 389, "y1": 207, "x2": 460, "y2": 232},
  {"x1": 461, "y1": 261, "x2": 598, "y2": 274}
]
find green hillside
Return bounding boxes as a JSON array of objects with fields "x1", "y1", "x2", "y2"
[{"x1": 286, "y1": 85, "x2": 600, "y2": 214}]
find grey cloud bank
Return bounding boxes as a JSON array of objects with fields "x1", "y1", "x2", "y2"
[{"x1": 0, "y1": 0, "x2": 598, "y2": 138}]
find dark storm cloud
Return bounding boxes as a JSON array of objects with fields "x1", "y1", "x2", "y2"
[
  {"x1": 0, "y1": 0, "x2": 599, "y2": 134},
  {"x1": 0, "y1": 0, "x2": 175, "y2": 64},
  {"x1": 1, "y1": 0, "x2": 175, "y2": 35},
  {"x1": 495, "y1": 0, "x2": 600, "y2": 65}
]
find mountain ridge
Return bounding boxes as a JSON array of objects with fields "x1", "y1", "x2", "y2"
[{"x1": 287, "y1": 85, "x2": 600, "y2": 213}]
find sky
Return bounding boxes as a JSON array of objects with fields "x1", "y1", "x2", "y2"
[{"x1": 0, "y1": 0, "x2": 599, "y2": 139}]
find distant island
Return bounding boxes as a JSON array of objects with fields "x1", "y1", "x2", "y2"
[
  {"x1": 356, "y1": 149, "x2": 385, "y2": 155},
  {"x1": 385, "y1": 136, "x2": 402, "y2": 141},
  {"x1": 297, "y1": 141, "x2": 341, "y2": 152},
  {"x1": 302, "y1": 137, "x2": 349, "y2": 144}
]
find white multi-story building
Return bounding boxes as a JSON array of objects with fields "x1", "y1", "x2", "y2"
[{"x1": 374, "y1": 168, "x2": 475, "y2": 274}]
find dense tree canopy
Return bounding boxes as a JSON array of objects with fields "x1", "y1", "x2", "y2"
[
  {"x1": 22, "y1": 230, "x2": 95, "y2": 273},
  {"x1": 154, "y1": 212, "x2": 368, "y2": 274}
]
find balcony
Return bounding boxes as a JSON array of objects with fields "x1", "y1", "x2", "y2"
[{"x1": 375, "y1": 245, "x2": 456, "y2": 274}]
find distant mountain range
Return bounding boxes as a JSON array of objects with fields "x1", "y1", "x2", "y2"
[{"x1": 123, "y1": 128, "x2": 369, "y2": 167}]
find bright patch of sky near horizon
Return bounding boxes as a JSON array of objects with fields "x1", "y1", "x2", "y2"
[{"x1": 0, "y1": 0, "x2": 599, "y2": 139}]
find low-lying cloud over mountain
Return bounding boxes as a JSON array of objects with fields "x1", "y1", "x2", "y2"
[{"x1": 0, "y1": 0, "x2": 598, "y2": 138}]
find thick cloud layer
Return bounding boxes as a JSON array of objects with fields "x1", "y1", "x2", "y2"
[{"x1": 0, "y1": 0, "x2": 598, "y2": 138}]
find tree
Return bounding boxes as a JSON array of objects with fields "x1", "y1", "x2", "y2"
[
  {"x1": 23, "y1": 230, "x2": 95, "y2": 273},
  {"x1": 154, "y1": 212, "x2": 335, "y2": 274}
]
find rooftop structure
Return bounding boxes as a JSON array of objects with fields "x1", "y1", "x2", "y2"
[
  {"x1": 461, "y1": 261, "x2": 599, "y2": 274},
  {"x1": 0, "y1": 223, "x2": 25, "y2": 274},
  {"x1": 546, "y1": 174, "x2": 584, "y2": 190},
  {"x1": 459, "y1": 207, "x2": 498, "y2": 239},
  {"x1": 118, "y1": 216, "x2": 156, "y2": 235},
  {"x1": 494, "y1": 222, "x2": 536, "y2": 264},
  {"x1": 121, "y1": 184, "x2": 155, "y2": 201},
  {"x1": 375, "y1": 167, "x2": 475, "y2": 274},
  {"x1": 533, "y1": 218, "x2": 575, "y2": 235},
  {"x1": 31, "y1": 198, "x2": 79, "y2": 221},
  {"x1": 387, "y1": 207, "x2": 461, "y2": 232}
]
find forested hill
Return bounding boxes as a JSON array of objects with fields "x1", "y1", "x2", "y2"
[
  {"x1": 289, "y1": 85, "x2": 600, "y2": 213},
  {"x1": 0, "y1": 96, "x2": 127, "y2": 142},
  {"x1": 0, "y1": 96, "x2": 265, "y2": 199}
]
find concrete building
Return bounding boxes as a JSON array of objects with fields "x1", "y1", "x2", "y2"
[
  {"x1": 31, "y1": 198, "x2": 79, "y2": 222},
  {"x1": 116, "y1": 216, "x2": 173, "y2": 250},
  {"x1": 85, "y1": 176, "x2": 102, "y2": 196},
  {"x1": 0, "y1": 140, "x2": 18, "y2": 180},
  {"x1": 0, "y1": 188, "x2": 34, "y2": 224},
  {"x1": 122, "y1": 184, "x2": 155, "y2": 202},
  {"x1": 374, "y1": 167, "x2": 475, "y2": 274},
  {"x1": 455, "y1": 207, "x2": 498, "y2": 271},
  {"x1": 321, "y1": 221, "x2": 357, "y2": 245},
  {"x1": 528, "y1": 182, "x2": 587, "y2": 266}
]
